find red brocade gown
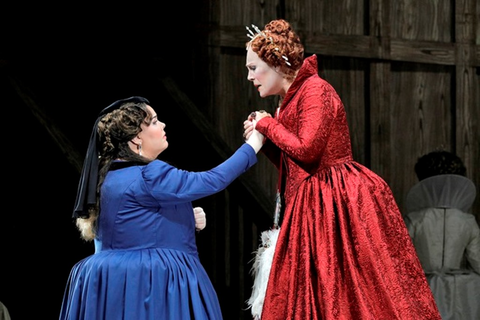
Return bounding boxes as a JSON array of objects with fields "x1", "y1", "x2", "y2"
[{"x1": 254, "y1": 55, "x2": 441, "y2": 320}]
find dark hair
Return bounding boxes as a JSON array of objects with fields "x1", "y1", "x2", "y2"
[
  {"x1": 97, "y1": 102, "x2": 152, "y2": 169},
  {"x1": 414, "y1": 150, "x2": 466, "y2": 181}
]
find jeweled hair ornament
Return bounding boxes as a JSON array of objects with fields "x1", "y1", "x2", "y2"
[
  {"x1": 246, "y1": 24, "x2": 264, "y2": 40},
  {"x1": 72, "y1": 96, "x2": 150, "y2": 218},
  {"x1": 246, "y1": 24, "x2": 291, "y2": 66}
]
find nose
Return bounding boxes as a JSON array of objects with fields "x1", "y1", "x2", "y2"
[{"x1": 247, "y1": 72, "x2": 254, "y2": 81}]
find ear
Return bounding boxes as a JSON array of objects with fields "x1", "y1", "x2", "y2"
[{"x1": 130, "y1": 135, "x2": 142, "y2": 146}]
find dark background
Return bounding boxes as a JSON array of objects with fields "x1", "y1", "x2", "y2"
[
  {"x1": 0, "y1": 59, "x2": 218, "y2": 319},
  {"x1": 0, "y1": 5, "x2": 216, "y2": 319}
]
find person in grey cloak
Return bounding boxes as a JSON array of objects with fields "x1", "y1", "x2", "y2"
[{"x1": 404, "y1": 150, "x2": 480, "y2": 320}]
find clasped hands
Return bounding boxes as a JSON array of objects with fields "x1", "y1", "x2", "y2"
[
  {"x1": 243, "y1": 110, "x2": 270, "y2": 153},
  {"x1": 243, "y1": 110, "x2": 271, "y2": 140}
]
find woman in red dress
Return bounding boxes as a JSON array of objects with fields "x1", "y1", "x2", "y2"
[{"x1": 243, "y1": 19, "x2": 441, "y2": 320}]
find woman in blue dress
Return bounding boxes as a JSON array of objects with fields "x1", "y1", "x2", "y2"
[{"x1": 59, "y1": 96, "x2": 264, "y2": 320}]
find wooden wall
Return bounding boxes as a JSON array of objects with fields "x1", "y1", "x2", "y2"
[{"x1": 192, "y1": 0, "x2": 480, "y2": 318}]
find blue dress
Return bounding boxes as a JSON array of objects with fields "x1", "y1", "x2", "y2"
[{"x1": 59, "y1": 143, "x2": 257, "y2": 320}]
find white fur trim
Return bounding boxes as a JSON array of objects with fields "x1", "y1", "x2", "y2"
[{"x1": 246, "y1": 228, "x2": 280, "y2": 319}]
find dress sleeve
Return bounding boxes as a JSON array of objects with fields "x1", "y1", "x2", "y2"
[
  {"x1": 466, "y1": 217, "x2": 480, "y2": 273},
  {"x1": 256, "y1": 79, "x2": 337, "y2": 164},
  {"x1": 141, "y1": 143, "x2": 257, "y2": 204}
]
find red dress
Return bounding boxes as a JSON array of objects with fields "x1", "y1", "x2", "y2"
[{"x1": 255, "y1": 55, "x2": 441, "y2": 319}]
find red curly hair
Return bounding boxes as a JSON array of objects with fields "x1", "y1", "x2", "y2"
[{"x1": 246, "y1": 19, "x2": 304, "y2": 80}]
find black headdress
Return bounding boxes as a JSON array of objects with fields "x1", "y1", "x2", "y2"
[{"x1": 72, "y1": 96, "x2": 150, "y2": 218}]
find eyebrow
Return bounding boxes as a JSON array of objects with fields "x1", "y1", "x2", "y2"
[{"x1": 148, "y1": 115, "x2": 158, "y2": 124}]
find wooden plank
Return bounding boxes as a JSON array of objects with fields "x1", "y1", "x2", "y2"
[
  {"x1": 286, "y1": 0, "x2": 365, "y2": 36},
  {"x1": 369, "y1": 0, "x2": 391, "y2": 60},
  {"x1": 476, "y1": 46, "x2": 480, "y2": 65},
  {"x1": 390, "y1": 0, "x2": 452, "y2": 41},
  {"x1": 216, "y1": 26, "x2": 479, "y2": 66},
  {"x1": 305, "y1": 34, "x2": 375, "y2": 59},
  {"x1": 369, "y1": 0, "x2": 393, "y2": 180},
  {"x1": 455, "y1": 0, "x2": 480, "y2": 218},
  {"x1": 390, "y1": 63, "x2": 453, "y2": 214},
  {"x1": 390, "y1": 39, "x2": 455, "y2": 65}
]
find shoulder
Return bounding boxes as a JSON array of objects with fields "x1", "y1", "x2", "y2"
[
  {"x1": 462, "y1": 212, "x2": 480, "y2": 228},
  {"x1": 300, "y1": 74, "x2": 336, "y2": 95},
  {"x1": 296, "y1": 76, "x2": 340, "y2": 108},
  {"x1": 141, "y1": 160, "x2": 175, "y2": 178}
]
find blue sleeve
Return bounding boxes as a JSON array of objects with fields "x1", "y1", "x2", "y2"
[{"x1": 142, "y1": 143, "x2": 257, "y2": 204}]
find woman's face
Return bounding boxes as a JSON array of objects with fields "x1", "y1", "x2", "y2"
[
  {"x1": 138, "y1": 106, "x2": 168, "y2": 159},
  {"x1": 246, "y1": 47, "x2": 287, "y2": 97}
]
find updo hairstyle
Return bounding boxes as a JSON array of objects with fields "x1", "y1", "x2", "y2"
[
  {"x1": 247, "y1": 19, "x2": 304, "y2": 80},
  {"x1": 97, "y1": 102, "x2": 152, "y2": 165}
]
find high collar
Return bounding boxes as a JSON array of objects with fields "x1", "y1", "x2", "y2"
[
  {"x1": 406, "y1": 174, "x2": 476, "y2": 213},
  {"x1": 281, "y1": 55, "x2": 318, "y2": 107}
]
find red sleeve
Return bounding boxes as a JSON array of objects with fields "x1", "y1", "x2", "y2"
[{"x1": 256, "y1": 79, "x2": 336, "y2": 164}]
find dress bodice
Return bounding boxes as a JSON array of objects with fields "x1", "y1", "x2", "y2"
[{"x1": 256, "y1": 55, "x2": 353, "y2": 203}]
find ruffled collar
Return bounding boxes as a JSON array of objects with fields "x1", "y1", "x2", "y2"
[{"x1": 406, "y1": 174, "x2": 476, "y2": 213}]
